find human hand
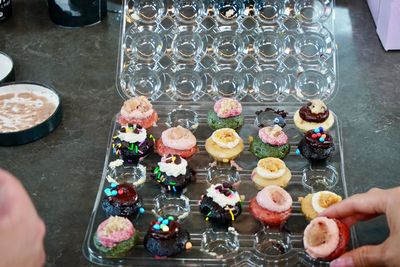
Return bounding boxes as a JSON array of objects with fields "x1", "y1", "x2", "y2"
[
  {"x1": 320, "y1": 187, "x2": 400, "y2": 267},
  {"x1": 0, "y1": 169, "x2": 46, "y2": 267}
]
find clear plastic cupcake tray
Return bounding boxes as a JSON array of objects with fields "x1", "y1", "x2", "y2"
[
  {"x1": 83, "y1": 104, "x2": 357, "y2": 266},
  {"x1": 117, "y1": 0, "x2": 337, "y2": 103}
]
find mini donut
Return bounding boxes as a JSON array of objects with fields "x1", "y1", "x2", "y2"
[
  {"x1": 156, "y1": 126, "x2": 198, "y2": 159},
  {"x1": 207, "y1": 98, "x2": 244, "y2": 130},
  {"x1": 94, "y1": 216, "x2": 138, "y2": 257},
  {"x1": 251, "y1": 157, "x2": 292, "y2": 189},
  {"x1": 205, "y1": 128, "x2": 244, "y2": 162},
  {"x1": 118, "y1": 96, "x2": 159, "y2": 129},
  {"x1": 303, "y1": 217, "x2": 349, "y2": 261},
  {"x1": 152, "y1": 154, "x2": 195, "y2": 194},
  {"x1": 249, "y1": 185, "x2": 292, "y2": 226},
  {"x1": 297, "y1": 127, "x2": 335, "y2": 161},
  {"x1": 299, "y1": 191, "x2": 342, "y2": 220},
  {"x1": 199, "y1": 183, "x2": 242, "y2": 225},
  {"x1": 144, "y1": 216, "x2": 191, "y2": 257},
  {"x1": 294, "y1": 99, "x2": 334, "y2": 133},
  {"x1": 250, "y1": 125, "x2": 290, "y2": 160}
]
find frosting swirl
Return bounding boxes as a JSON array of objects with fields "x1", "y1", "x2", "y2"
[
  {"x1": 214, "y1": 98, "x2": 242, "y2": 118},
  {"x1": 120, "y1": 96, "x2": 154, "y2": 120},
  {"x1": 158, "y1": 154, "x2": 188, "y2": 177},
  {"x1": 258, "y1": 125, "x2": 288, "y2": 146},
  {"x1": 299, "y1": 99, "x2": 329, "y2": 123}
]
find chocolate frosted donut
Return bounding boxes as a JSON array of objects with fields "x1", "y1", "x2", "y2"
[
  {"x1": 101, "y1": 183, "x2": 143, "y2": 217},
  {"x1": 297, "y1": 127, "x2": 335, "y2": 161},
  {"x1": 200, "y1": 183, "x2": 242, "y2": 226},
  {"x1": 299, "y1": 104, "x2": 330, "y2": 123},
  {"x1": 144, "y1": 216, "x2": 191, "y2": 257},
  {"x1": 112, "y1": 124, "x2": 155, "y2": 164}
]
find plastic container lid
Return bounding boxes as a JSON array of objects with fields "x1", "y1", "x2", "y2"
[
  {"x1": 116, "y1": 0, "x2": 338, "y2": 104},
  {"x1": 0, "y1": 82, "x2": 62, "y2": 146}
]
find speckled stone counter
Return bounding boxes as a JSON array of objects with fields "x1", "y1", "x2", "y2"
[{"x1": 0, "y1": 0, "x2": 399, "y2": 266}]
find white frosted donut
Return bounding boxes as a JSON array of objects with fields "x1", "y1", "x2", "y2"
[{"x1": 256, "y1": 158, "x2": 287, "y2": 180}]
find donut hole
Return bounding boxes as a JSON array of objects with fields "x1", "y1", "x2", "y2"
[
  {"x1": 307, "y1": 221, "x2": 329, "y2": 247},
  {"x1": 270, "y1": 190, "x2": 285, "y2": 205}
]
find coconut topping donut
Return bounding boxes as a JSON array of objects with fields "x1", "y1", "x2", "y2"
[{"x1": 161, "y1": 126, "x2": 197, "y2": 151}]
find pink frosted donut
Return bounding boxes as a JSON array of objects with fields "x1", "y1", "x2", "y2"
[
  {"x1": 161, "y1": 126, "x2": 197, "y2": 150},
  {"x1": 303, "y1": 217, "x2": 340, "y2": 259},
  {"x1": 120, "y1": 96, "x2": 154, "y2": 120},
  {"x1": 97, "y1": 217, "x2": 135, "y2": 248},
  {"x1": 214, "y1": 98, "x2": 242, "y2": 118},
  {"x1": 258, "y1": 125, "x2": 288, "y2": 146},
  {"x1": 255, "y1": 185, "x2": 292, "y2": 213}
]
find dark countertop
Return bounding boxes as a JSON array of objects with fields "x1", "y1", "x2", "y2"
[{"x1": 0, "y1": 0, "x2": 399, "y2": 266}]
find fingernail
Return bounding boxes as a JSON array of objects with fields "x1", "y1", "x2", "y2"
[{"x1": 330, "y1": 257, "x2": 354, "y2": 267}]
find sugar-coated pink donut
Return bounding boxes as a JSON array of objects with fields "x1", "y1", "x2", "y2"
[
  {"x1": 97, "y1": 217, "x2": 135, "y2": 248},
  {"x1": 120, "y1": 96, "x2": 154, "y2": 120},
  {"x1": 258, "y1": 126, "x2": 288, "y2": 146},
  {"x1": 214, "y1": 98, "x2": 242, "y2": 118},
  {"x1": 255, "y1": 185, "x2": 292, "y2": 212}
]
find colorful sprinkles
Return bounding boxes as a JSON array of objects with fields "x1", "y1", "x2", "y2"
[
  {"x1": 312, "y1": 127, "x2": 327, "y2": 143},
  {"x1": 152, "y1": 216, "x2": 176, "y2": 232},
  {"x1": 104, "y1": 184, "x2": 124, "y2": 197}
]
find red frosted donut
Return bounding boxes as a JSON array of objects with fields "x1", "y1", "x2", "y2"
[
  {"x1": 118, "y1": 112, "x2": 158, "y2": 129},
  {"x1": 249, "y1": 198, "x2": 292, "y2": 226}
]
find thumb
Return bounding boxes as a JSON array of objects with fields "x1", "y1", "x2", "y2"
[{"x1": 330, "y1": 245, "x2": 385, "y2": 267}]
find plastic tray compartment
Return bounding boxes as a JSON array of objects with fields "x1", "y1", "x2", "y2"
[
  {"x1": 83, "y1": 103, "x2": 357, "y2": 266},
  {"x1": 117, "y1": 0, "x2": 337, "y2": 103}
]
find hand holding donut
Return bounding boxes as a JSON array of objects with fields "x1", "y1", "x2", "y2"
[{"x1": 321, "y1": 187, "x2": 400, "y2": 267}]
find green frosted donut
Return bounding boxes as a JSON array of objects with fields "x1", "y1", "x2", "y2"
[
  {"x1": 250, "y1": 136, "x2": 290, "y2": 159},
  {"x1": 94, "y1": 231, "x2": 138, "y2": 257},
  {"x1": 207, "y1": 110, "x2": 244, "y2": 130}
]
